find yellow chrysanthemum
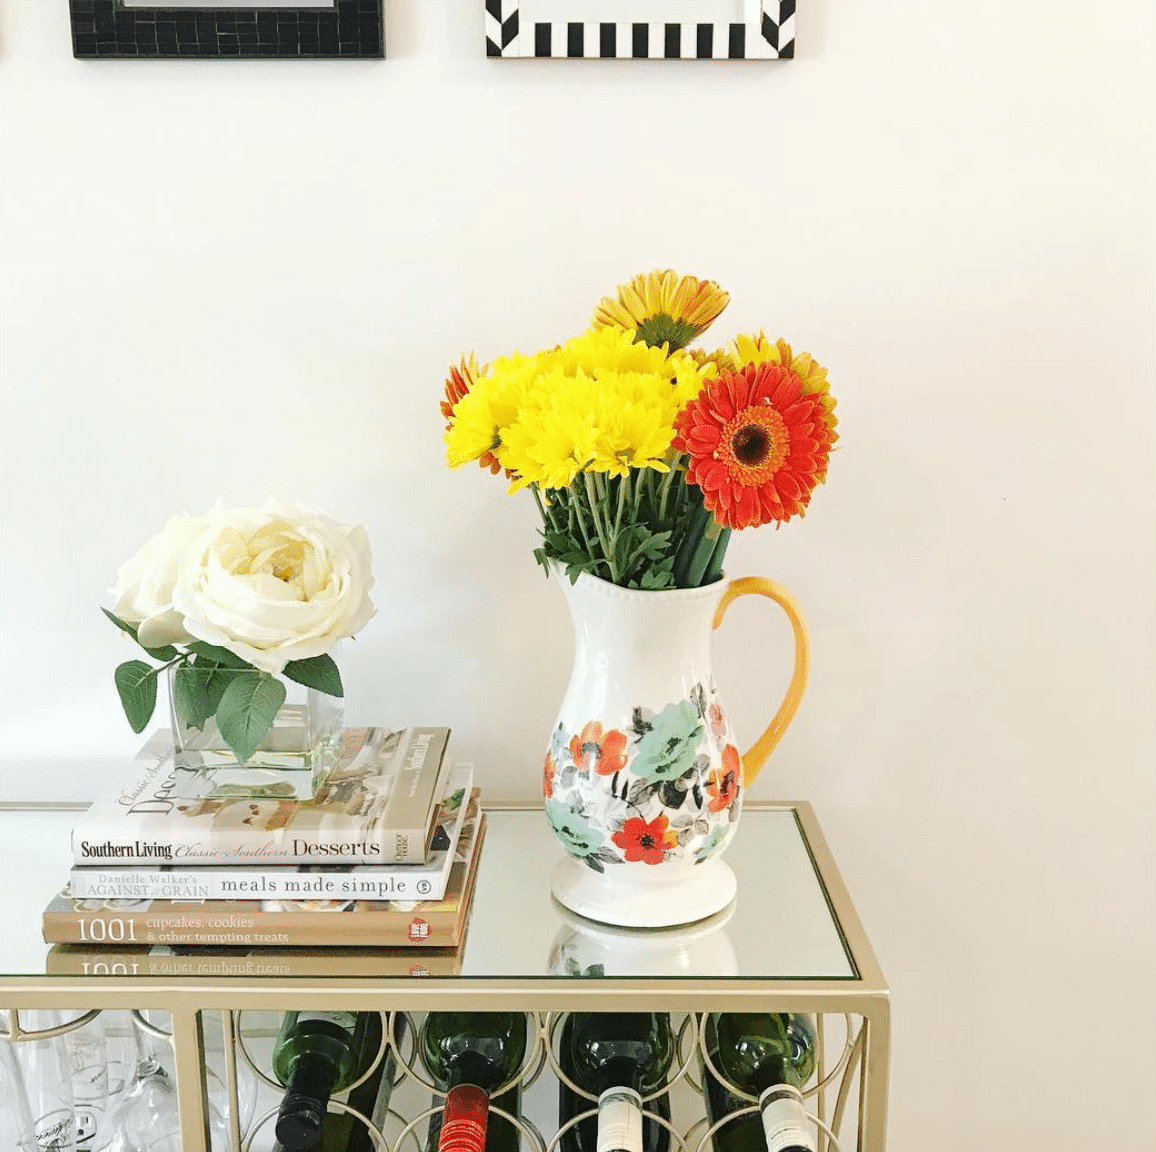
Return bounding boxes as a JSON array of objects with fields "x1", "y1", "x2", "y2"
[
  {"x1": 443, "y1": 357, "x2": 525, "y2": 469},
  {"x1": 593, "y1": 270, "x2": 730, "y2": 350},
  {"x1": 442, "y1": 327, "x2": 712, "y2": 491}
]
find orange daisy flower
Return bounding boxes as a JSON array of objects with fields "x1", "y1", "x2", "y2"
[
  {"x1": 569, "y1": 722, "x2": 629, "y2": 777},
  {"x1": 673, "y1": 362, "x2": 836, "y2": 530},
  {"x1": 440, "y1": 354, "x2": 501, "y2": 475},
  {"x1": 612, "y1": 814, "x2": 678, "y2": 865},
  {"x1": 705, "y1": 745, "x2": 741, "y2": 812}
]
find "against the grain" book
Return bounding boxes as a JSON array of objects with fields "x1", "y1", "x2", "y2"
[{"x1": 70, "y1": 726, "x2": 451, "y2": 867}]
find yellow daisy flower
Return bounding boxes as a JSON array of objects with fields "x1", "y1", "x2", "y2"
[
  {"x1": 593, "y1": 270, "x2": 730, "y2": 350},
  {"x1": 443, "y1": 326, "x2": 713, "y2": 491}
]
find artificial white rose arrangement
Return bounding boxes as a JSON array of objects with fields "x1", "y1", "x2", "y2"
[{"x1": 105, "y1": 499, "x2": 375, "y2": 764}]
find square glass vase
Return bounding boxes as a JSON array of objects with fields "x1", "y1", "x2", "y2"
[{"x1": 168, "y1": 669, "x2": 343, "y2": 801}]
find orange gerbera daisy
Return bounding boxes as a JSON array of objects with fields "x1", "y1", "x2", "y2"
[
  {"x1": 705, "y1": 745, "x2": 741, "y2": 811},
  {"x1": 612, "y1": 814, "x2": 678, "y2": 865},
  {"x1": 673, "y1": 362, "x2": 836, "y2": 530},
  {"x1": 569, "y1": 722, "x2": 629, "y2": 777},
  {"x1": 440, "y1": 354, "x2": 501, "y2": 475},
  {"x1": 728, "y1": 334, "x2": 839, "y2": 478}
]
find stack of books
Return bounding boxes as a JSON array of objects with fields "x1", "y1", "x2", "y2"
[{"x1": 41, "y1": 726, "x2": 486, "y2": 951}]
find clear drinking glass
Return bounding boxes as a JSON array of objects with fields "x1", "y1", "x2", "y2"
[
  {"x1": 5, "y1": 1011, "x2": 78, "y2": 1151},
  {"x1": 105, "y1": 1015, "x2": 228, "y2": 1152},
  {"x1": 0, "y1": 1042, "x2": 31, "y2": 1149},
  {"x1": 59, "y1": 1015, "x2": 110, "y2": 1150}
]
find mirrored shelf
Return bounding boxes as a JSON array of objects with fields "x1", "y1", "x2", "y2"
[{"x1": 0, "y1": 806, "x2": 868, "y2": 988}]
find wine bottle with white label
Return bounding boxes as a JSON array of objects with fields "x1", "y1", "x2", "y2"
[
  {"x1": 706, "y1": 1013, "x2": 816, "y2": 1152},
  {"x1": 421, "y1": 1011, "x2": 528, "y2": 1152},
  {"x1": 272, "y1": 1010, "x2": 384, "y2": 1151},
  {"x1": 558, "y1": 1013, "x2": 673, "y2": 1152}
]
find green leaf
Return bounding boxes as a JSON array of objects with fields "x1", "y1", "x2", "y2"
[
  {"x1": 190, "y1": 656, "x2": 235, "y2": 726},
  {"x1": 101, "y1": 608, "x2": 178, "y2": 662},
  {"x1": 172, "y1": 662, "x2": 220, "y2": 731},
  {"x1": 215, "y1": 672, "x2": 286, "y2": 764},
  {"x1": 186, "y1": 641, "x2": 250, "y2": 668},
  {"x1": 639, "y1": 567, "x2": 675, "y2": 590},
  {"x1": 114, "y1": 660, "x2": 158, "y2": 734},
  {"x1": 282, "y1": 654, "x2": 343, "y2": 698},
  {"x1": 102, "y1": 607, "x2": 138, "y2": 640}
]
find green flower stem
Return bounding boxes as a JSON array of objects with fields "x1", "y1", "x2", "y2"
[
  {"x1": 583, "y1": 471, "x2": 618, "y2": 583},
  {"x1": 672, "y1": 489, "x2": 716, "y2": 587},
  {"x1": 530, "y1": 484, "x2": 552, "y2": 530},
  {"x1": 657, "y1": 465, "x2": 678, "y2": 524},
  {"x1": 612, "y1": 470, "x2": 630, "y2": 544},
  {"x1": 702, "y1": 525, "x2": 732, "y2": 584},
  {"x1": 684, "y1": 522, "x2": 721, "y2": 587},
  {"x1": 568, "y1": 482, "x2": 599, "y2": 563},
  {"x1": 578, "y1": 469, "x2": 614, "y2": 580}
]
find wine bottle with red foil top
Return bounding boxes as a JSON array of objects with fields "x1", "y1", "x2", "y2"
[
  {"x1": 272, "y1": 1010, "x2": 384, "y2": 1151},
  {"x1": 707, "y1": 1013, "x2": 817, "y2": 1152},
  {"x1": 421, "y1": 1012, "x2": 529, "y2": 1152},
  {"x1": 558, "y1": 1013, "x2": 674, "y2": 1152}
]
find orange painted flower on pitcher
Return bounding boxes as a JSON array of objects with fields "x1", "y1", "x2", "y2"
[
  {"x1": 569, "y1": 721, "x2": 628, "y2": 777},
  {"x1": 612, "y1": 814, "x2": 679, "y2": 865},
  {"x1": 542, "y1": 751, "x2": 556, "y2": 799},
  {"x1": 705, "y1": 745, "x2": 741, "y2": 812}
]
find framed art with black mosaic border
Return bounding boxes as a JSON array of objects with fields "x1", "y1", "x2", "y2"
[{"x1": 69, "y1": 0, "x2": 384, "y2": 60}]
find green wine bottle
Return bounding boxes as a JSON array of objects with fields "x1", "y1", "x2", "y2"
[
  {"x1": 421, "y1": 1012, "x2": 528, "y2": 1152},
  {"x1": 304, "y1": 1012, "x2": 407, "y2": 1152},
  {"x1": 707, "y1": 1014, "x2": 816, "y2": 1152},
  {"x1": 345, "y1": 1012, "x2": 408, "y2": 1152},
  {"x1": 558, "y1": 1013, "x2": 674, "y2": 1152},
  {"x1": 272, "y1": 1011, "x2": 384, "y2": 1151}
]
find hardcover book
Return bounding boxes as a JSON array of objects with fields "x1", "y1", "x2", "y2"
[
  {"x1": 67, "y1": 777, "x2": 477, "y2": 904},
  {"x1": 45, "y1": 944, "x2": 465, "y2": 979},
  {"x1": 70, "y1": 726, "x2": 452, "y2": 866},
  {"x1": 43, "y1": 813, "x2": 487, "y2": 949}
]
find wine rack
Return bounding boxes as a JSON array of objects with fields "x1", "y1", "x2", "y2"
[
  {"x1": 0, "y1": 802, "x2": 890, "y2": 1152},
  {"x1": 0, "y1": 1007, "x2": 866, "y2": 1151}
]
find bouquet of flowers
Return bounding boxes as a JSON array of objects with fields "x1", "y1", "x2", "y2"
[
  {"x1": 442, "y1": 270, "x2": 838, "y2": 589},
  {"x1": 104, "y1": 499, "x2": 375, "y2": 763}
]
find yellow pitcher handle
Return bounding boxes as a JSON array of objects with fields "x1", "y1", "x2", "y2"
[{"x1": 712, "y1": 577, "x2": 810, "y2": 787}]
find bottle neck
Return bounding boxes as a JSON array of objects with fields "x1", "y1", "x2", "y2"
[
  {"x1": 596, "y1": 1086, "x2": 644, "y2": 1152},
  {"x1": 757, "y1": 1084, "x2": 814, "y2": 1152},
  {"x1": 275, "y1": 1053, "x2": 337, "y2": 1150},
  {"x1": 439, "y1": 1083, "x2": 490, "y2": 1152}
]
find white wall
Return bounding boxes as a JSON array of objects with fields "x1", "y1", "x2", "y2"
[{"x1": 1, "y1": 1, "x2": 1154, "y2": 1148}]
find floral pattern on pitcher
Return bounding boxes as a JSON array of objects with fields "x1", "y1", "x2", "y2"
[{"x1": 543, "y1": 680, "x2": 742, "y2": 872}]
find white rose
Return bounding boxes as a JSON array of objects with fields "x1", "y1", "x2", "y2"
[
  {"x1": 171, "y1": 499, "x2": 375, "y2": 675},
  {"x1": 110, "y1": 513, "x2": 209, "y2": 650}
]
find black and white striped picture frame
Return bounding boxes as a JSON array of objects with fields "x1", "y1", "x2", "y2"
[{"x1": 485, "y1": 1, "x2": 794, "y2": 60}]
